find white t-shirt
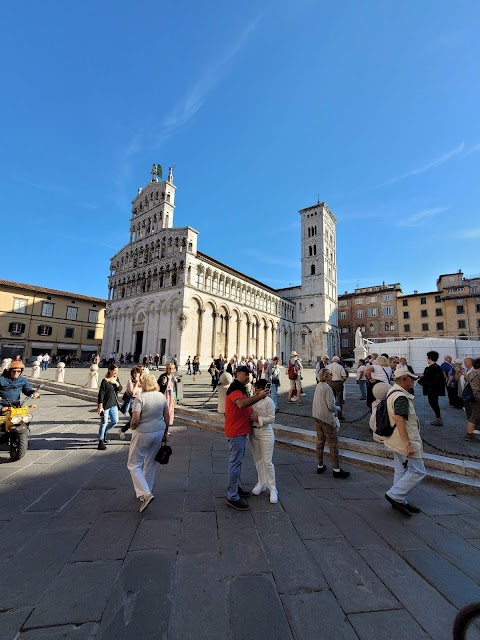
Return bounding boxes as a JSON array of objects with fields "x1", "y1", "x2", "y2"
[
  {"x1": 356, "y1": 364, "x2": 366, "y2": 381},
  {"x1": 132, "y1": 391, "x2": 167, "y2": 433}
]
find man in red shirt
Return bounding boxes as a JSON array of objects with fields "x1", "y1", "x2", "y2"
[{"x1": 225, "y1": 366, "x2": 268, "y2": 510}]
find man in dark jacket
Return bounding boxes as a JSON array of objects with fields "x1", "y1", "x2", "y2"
[{"x1": 418, "y1": 350, "x2": 445, "y2": 426}]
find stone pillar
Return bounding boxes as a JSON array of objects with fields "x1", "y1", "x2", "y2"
[
  {"x1": 236, "y1": 317, "x2": 241, "y2": 355},
  {"x1": 217, "y1": 371, "x2": 233, "y2": 413},
  {"x1": 56, "y1": 362, "x2": 66, "y2": 383},
  {"x1": 263, "y1": 324, "x2": 268, "y2": 358},
  {"x1": 143, "y1": 311, "x2": 151, "y2": 357},
  {"x1": 196, "y1": 309, "x2": 204, "y2": 358},
  {"x1": 246, "y1": 320, "x2": 251, "y2": 356},
  {"x1": 32, "y1": 359, "x2": 41, "y2": 379},
  {"x1": 87, "y1": 364, "x2": 99, "y2": 389},
  {"x1": 168, "y1": 308, "x2": 175, "y2": 359},
  {"x1": 271, "y1": 326, "x2": 276, "y2": 356},
  {"x1": 354, "y1": 344, "x2": 367, "y2": 363},
  {"x1": 224, "y1": 314, "x2": 230, "y2": 356},
  {"x1": 211, "y1": 312, "x2": 217, "y2": 358}
]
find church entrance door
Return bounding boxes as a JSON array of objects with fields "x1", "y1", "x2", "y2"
[{"x1": 134, "y1": 331, "x2": 143, "y2": 363}]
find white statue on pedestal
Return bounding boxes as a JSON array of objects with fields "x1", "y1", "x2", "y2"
[
  {"x1": 56, "y1": 362, "x2": 66, "y2": 383},
  {"x1": 87, "y1": 364, "x2": 99, "y2": 389},
  {"x1": 355, "y1": 327, "x2": 364, "y2": 348},
  {"x1": 32, "y1": 359, "x2": 42, "y2": 379}
]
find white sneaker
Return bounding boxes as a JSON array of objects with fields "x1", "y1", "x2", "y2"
[
  {"x1": 119, "y1": 431, "x2": 126, "y2": 441},
  {"x1": 270, "y1": 489, "x2": 278, "y2": 504},
  {"x1": 251, "y1": 483, "x2": 267, "y2": 495},
  {"x1": 139, "y1": 493, "x2": 155, "y2": 513},
  {"x1": 473, "y1": 430, "x2": 480, "y2": 435}
]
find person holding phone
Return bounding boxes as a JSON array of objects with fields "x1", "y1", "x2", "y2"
[
  {"x1": 97, "y1": 363, "x2": 122, "y2": 450},
  {"x1": 250, "y1": 379, "x2": 278, "y2": 503}
]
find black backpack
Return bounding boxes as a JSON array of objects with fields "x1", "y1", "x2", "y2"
[{"x1": 375, "y1": 390, "x2": 403, "y2": 437}]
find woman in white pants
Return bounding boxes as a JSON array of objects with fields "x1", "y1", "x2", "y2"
[
  {"x1": 127, "y1": 373, "x2": 170, "y2": 513},
  {"x1": 250, "y1": 379, "x2": 278, "y2": 503}
]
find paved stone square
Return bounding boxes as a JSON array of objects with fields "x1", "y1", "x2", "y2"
[{"x1": 1, "y1": 389, "x2": 480, "y2": 639}]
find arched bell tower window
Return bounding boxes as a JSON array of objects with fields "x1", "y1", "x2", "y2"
[{"x1": 310, "y1": 264, "x2": 315, "y2": 275}]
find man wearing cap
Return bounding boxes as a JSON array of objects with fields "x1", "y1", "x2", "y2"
[
  {"x1": 0, "y1": 361, "x2": 39, "y2": 408},
  {"x1": 287, "y1": 351, "x2": 303, "y2": 404},
  {"x1": 384, "y1": 369, "x2": 426, "y2": 517},
  {"x1": 224, "y1": 366, "x2": 268, "y2": 511}
]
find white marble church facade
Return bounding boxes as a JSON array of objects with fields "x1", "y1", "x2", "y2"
[{"x1": 102, "y1": 167, "x2": 339, "y2": 365}]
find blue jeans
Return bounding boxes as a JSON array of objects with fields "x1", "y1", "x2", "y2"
[
  {"x1": 98, "y1": 406, "x2": 119, "y2": 441},
  {"x1": 227, "y1": 435, "x2": 247, "y2": 500},
  {"x1": 387, "y1": 453, "x2": 426, "y2": 503},
  {"x1": 358, "y1": 379, "x2": 367, "y2": 400}
]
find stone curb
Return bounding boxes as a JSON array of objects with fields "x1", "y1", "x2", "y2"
[{"x1": 31, "y1": 379, "x2": 480, "y2": 492}]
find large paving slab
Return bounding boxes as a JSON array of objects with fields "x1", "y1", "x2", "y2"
[{"x1": 2, "y1": 390, "x2": 480, "y2": 639}]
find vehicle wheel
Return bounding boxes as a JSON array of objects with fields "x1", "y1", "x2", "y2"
[{"x1": 9, "y1": 430, "x2": 29, "y2": 461}]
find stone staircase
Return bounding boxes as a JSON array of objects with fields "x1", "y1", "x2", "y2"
[{"x1": 33, "y1": 379, "x2": 480, "y2": 492}]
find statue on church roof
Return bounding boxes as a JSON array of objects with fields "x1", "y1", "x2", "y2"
[{"x1": 151, "y1": 164, "x2": 163, "y2": 182}]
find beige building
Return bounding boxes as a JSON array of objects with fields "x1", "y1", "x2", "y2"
[
  {"x1": 397, "y1": 271, "x2": 480, "y2": 339},
  {"x1": 0, "y1": 279, "x2": 106, "y2": 362}
]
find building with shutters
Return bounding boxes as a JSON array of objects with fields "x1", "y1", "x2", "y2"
[
  {"x1": 0, "y1": 280, "x2": 106, "y2": 362},
  {"x1": 103, "y1": 166, "x2": 340, "y2": 365}
]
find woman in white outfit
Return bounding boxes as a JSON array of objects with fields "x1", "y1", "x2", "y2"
[
  {"x1": 127, "y1": 373, "x2": 170, "y2": 513},
  {"x1": 249, "y1": 379, "x2": 278, "y2": 503}
]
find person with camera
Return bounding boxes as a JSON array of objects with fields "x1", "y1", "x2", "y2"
[{"x1": 250, "y1": 379, "x2": 278, "y2": 503}]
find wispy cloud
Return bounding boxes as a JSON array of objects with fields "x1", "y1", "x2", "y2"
[
  {"x1": 383, "y1": 143, "x2": 465, "y2": 186},
  {"x1": 397, "y1": 207, "x2": 448, "y2": 228},
  {"x1": 456, "y1": 228, "x2": 480, "y2": 240},
  {"x1": 115, "y1": 15, "x2": 262, "y2": 190}
]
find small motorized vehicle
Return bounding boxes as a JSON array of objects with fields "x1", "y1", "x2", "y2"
[{"x1": 0, "y1": 396, "x2": 37, "y2": 461}]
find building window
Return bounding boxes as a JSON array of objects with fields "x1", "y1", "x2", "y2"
[
  {"x1": 369, "y1": 323, "x2": 375, "y2": 332},
  {"x1": 403, "y1": 311, "x2": 410, "y2": 319},
  {"x1": 457, "y1": 305, "x2": 465, "y2": 314},
  {"x1": 342, "y1": 326, "x2": 349, "y2": 333},
  {"x1": 342, "y1": 338, "x2": 349, "y2": 348},
  {"x1": 13, "y1": 298, "x2": 27, "y2": 313},
  {"x1": 65, "y1": 328, "x2": 74, "y2": 338},
  {"x1": 38, "y1": 325, "x2": 52, "y2": 336},
  {"x1": 367, "y1": 307, "x2": 378, "y2": 317},
  {"x1": 9, "y1": 322, "x2": 25, "y2": 335},
  {"x1": 421, "y1": 310, "x2": 428, "y2": 318},
  {"x1": 339, "y1": 311, "x2": 348, "y2": 320},
  {"x1": 356, "y1": 298, "x2": 364, "y2": 305},
  {"x1": 310, "y1": 265, "x2": 315, "y2": 275},
  {"x1": 41, "y1": 302, "x2": 54, "y2": 317},
  {"x1": 356, "y1": 310, "x2": 364, "y2": 318},
  {"x1": 420, "y1": 297, "x2": 427, "y2": 304},
  {"x1": 476, "y1": 304, "x2": 480, "y2": 313},
  {"x1": 66, "y1": 306, "x2": 78, "y2": 321},
  {"x1": 404, "y1": 324, "x2": 410, "y2": 332},
  {"x1": 88, "y1": 310, "x2": 99, "y2": 323},
  {"x1": 458, "y1": 320, "x2": 466, "y2": 329},
  {"x1": 435, "y1": 295, "x2": 441, "y2": 303},
  {"x1": 383, "y1": 306, "x2": 394, "y2": 316},
  {"x1": 384, "y1": 294, "x2": 393, "y2": 301},
  {"x1": 435, "y1": 308, "x2": 443, "y2": 316},
  {"x1": 402, "y1": 299, "x2": 408, "y2": 307},
  {"x1": 437, "y1": 322, "x2": 444, "y2": 330},
  {"x1": 422, "y1": 323, "x2": 429, "y2": 331},
  {"x1": 87, "y1": 329, "x2": 95, "y2": 340}
]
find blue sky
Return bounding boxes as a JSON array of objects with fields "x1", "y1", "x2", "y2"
[{"x1": 2, "y1": 1, "x2": 479, "y2": 299}]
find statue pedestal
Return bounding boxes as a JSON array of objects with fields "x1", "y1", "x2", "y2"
[{"x1": 354, "y1": 345, "x2": 367, "y2": 362}]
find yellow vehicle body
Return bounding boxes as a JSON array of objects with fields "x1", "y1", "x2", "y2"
[{"x1": 0, "y1": 405, "x2": 35, "y2": 431}]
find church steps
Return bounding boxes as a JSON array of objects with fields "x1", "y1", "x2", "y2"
[
  {"x1": 175, "y1": 406, "x2": 480, "y2": 490},
  {"x1": 29, "y1": 382, "x2": 479, "y2": 491}
]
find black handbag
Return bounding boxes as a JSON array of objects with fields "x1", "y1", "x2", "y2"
[{"x1": 155, "y1": 436, "x2": 172, "y2": 465}]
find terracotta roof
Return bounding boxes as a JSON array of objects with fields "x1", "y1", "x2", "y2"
[{"x1": 0, "y1": 279, "x2": 106, "y2": 304}]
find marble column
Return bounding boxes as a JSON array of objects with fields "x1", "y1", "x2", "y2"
[
  {"x1": 246, "y1": 320, "x2": 251, "y2": 356},
  {"x1": 224, "y1": 314, "x2": 230, "y2": 356},
  {"x1": 211, "y1": 312, "x2": 217, "y2": 357},
  {"x1": 236, "y1": 317, "x2": 241, "y2": 355},
  {"x1": 196, "y1": 309, "x2": 204, "y2": 358}
]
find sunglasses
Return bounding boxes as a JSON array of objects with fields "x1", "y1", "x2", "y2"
[{"x1": 11, "y1": 369, "x2": 22, "y2": 373}]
